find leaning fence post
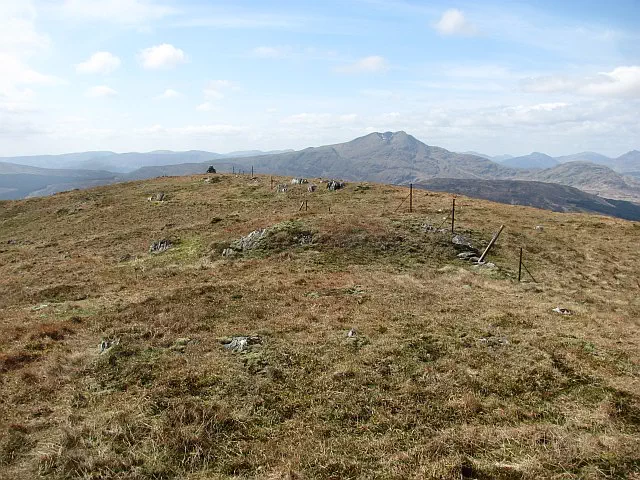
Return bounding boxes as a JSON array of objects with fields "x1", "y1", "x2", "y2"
[{"x1": 478, "y1": 225, "x2": 505, "y2": 263}]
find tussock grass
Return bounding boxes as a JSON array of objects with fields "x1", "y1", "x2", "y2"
[{"x1": 0, "y1": 174, "x2": 639, "y2": 479}]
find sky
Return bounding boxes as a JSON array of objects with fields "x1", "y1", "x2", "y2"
[{"x1": 1, "y1": 0, "x2": 639, "y2": 158}]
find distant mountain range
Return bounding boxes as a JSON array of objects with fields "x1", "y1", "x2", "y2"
[
  {"x1": 476, "y1": 148, "x2": 640, "y2": 174},
  {"x1": 417, "y1": 178, "x2": 640, "y2": 221},
  {"x1": 502, "y1": 152, "x2": 559, "y2": 169},
  {"x1": 0, "y1": 149, "x2": 292, "y2": 173},
  {"x1": 2, "y1": 132, "x2": 639, "y2": 220}
]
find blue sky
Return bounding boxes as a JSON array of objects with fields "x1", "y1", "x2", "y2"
[{"x1": 1, "y1": 0, "x2": 639, "y2": 158}]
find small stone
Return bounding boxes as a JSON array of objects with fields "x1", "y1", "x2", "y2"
[
  {"x1": 222, "y1": 336, "x2": 262, "y2": 353},
  {"x1": 149, "y1": 239, "x2": 172, "y2": 253},
  {"x1": 552, "y1": 307, "x2": 572, "y2": 315},
  {"x1": 451, "y1": 234, "x2": 477, "y2": 252},
  {"x1": 478, "y1": 336, "x2": 509, "y2": 347}
]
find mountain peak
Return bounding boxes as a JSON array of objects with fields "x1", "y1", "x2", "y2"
[{"x1": 374, "y1": 131, "x2": 409, "y2": 143}]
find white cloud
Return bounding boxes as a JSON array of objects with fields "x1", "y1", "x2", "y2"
[
  {"x1": 203, "y1": 80, "x2": 237, "y2": 100},
  {"x1": 85, "y1": 85, "x2": 117, "y2": 98},
  {"x1": 196, "y1": 102, "x2": 217, "y2": 111},
  {"x1": 139, "y1": 44, "x2": 186, "y2": 69},
  {"x1": 60, "y1": 0, "x2": 177, "y2": 25},
  {"x1": 136, "y1": 124, "x2": 246, "y2": 136},
  {"x1": 0, "y1": 53, "x2": 62, "y2": 89},
  {"x1": 0, "y1": 1, "x2": 50, "y2": 54},
  {"x1": 522, "y1": 66, "x2": 640, "y2": 98},
  {"x1": 155, "y1": 88, "x2": 181, "y2": 99},
  {"x1": 434, "y1": 9, "x2": 477, "y2": 36},
  {"x1": 335, "y1": 56, "x2": 388, "y2": 74},
  {"x1": 76, "y1": 51, "x2": 121, "y2": 74},
  {"x1": 252, "y1": 46, "x2": 291, "y2": 58},
  {"x1": 580, "y1": 66, "x2": 640, "y2": 97},
  {"x1": 281, "y1": 113, "x2": 359, "y2": 127}
]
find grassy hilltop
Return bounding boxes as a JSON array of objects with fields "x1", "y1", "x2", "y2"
[{"x1": 1, "y1": 174, "x2": 639, "y2": 479}]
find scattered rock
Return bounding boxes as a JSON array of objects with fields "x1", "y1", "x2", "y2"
[
  {"x1": 148, "y1": 192, "x2": 165, "y2": 202},
  {"x1": 327, "y1": 180, "x2": 345, "y2": 191},
  {"x1": 7, "y1": 239, "x2": 17, "y2": 245},
  {"x1": 230, "y1": 228, "x2": 267, "y2": 252},
  {"x1": 119, "y1": 253, "x2": 136, "y2": 262},
  {"x1": 535, "y1": 225, "x2": 544, "y2": 231},
  {"x1": 32, "y1": 304, "x2": 49, "y2": 311},
  {"x1": 552, "y1": 307, "x2": 572, "y2": 315},
  {"x1": 293, "y1": 233, "x2": 314, "y2": 245},
  {"x1": 276, "y1": 184, "x2": 288, "y2": 193},
  {"x1": 307, "y1": 184, "x2": 317, "y2": 193},
  {"x1": 206, "y1": 165, "x2": 216, "y2": 174},
  {"x1": 221, "y1": 336, "x2": 262, "y2": 353},
  {"x1": 344, "y1": 285, "x2": 365, "y2": 295},
  {"x1": 478, "y1": 336, "x2": 510, "y2": 347},
  {"x1": 457, "y1": 251, "x2": 477, "y2": 260},
  {"x1": 451, "y1": 234, "x2": 475, "y2": 250},
  {"x1": 473, "y1": 261, "x2": 496, "y2": 269},
  {"x1": 423, "y1": 224, "x2": 447, "y2": 233},
  {"x1": 149, "y1": 239, "x2": 172, "y2": 253},
  {"x1": 222, "y1": 248, "x2": 237, "y2": 257},
  {"x1": 347, "y1": 328, "x2": 357, "y2": 338},
  {"x1": 291, "y1": 178, "x2": 308, "y2": 184},
  {"x1": 99, "y1": 338, "x2": 119, "y2": 354}
]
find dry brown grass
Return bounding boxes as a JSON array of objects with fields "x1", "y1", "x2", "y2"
[{"x1": 1, "y1": 173, "x2": 639, "y2": 479}]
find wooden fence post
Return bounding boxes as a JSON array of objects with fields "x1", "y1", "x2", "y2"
[
  {"x1": 409, "y1": 183, "x2": 413, "y2": 213},
  {"x1": 478, "y1": 225, "x2": 505, "y2": 263},
  {"x1": 518, "y1": 247, "x2": 523, "y2": 282},
  {"x1": 451, "y1": 198, "x2": 456, "y2": 234}
]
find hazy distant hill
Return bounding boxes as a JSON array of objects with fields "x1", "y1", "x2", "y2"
[
  {"x1": 0, "y1": 152, "x2": 116, "y2": 169},
  {"x1": 417, "y1": 178, "x2": 640, "y2": 221},
  {"x1": 0, "y1": 149, "x2": 292, "y2": 173},
  {"x1": 0, "y1": 161, "x2": 119, "y2": 200},
  {"x1": 502, "y1": 152, "x2": 559, "y2": 169},
  {"x1": 461, "y1": 151, "x2": 514, "y2": 162},
  {"x1": 521, "y1": 161, "x2": 640, "y2": 202},
  {"x1": 612, "y1": 150, "x2": 640, "y2": 173},
  {"x1": 555, "y1": 151, "x2": 611, "y2": 164},
  {"x1": 552, "y1": 150, "x2": 640, "y2": 174}
]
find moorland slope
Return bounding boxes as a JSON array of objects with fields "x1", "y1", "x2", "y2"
[{"x1": 1, "y1": 174, "x2": 639, "y2": 479}]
